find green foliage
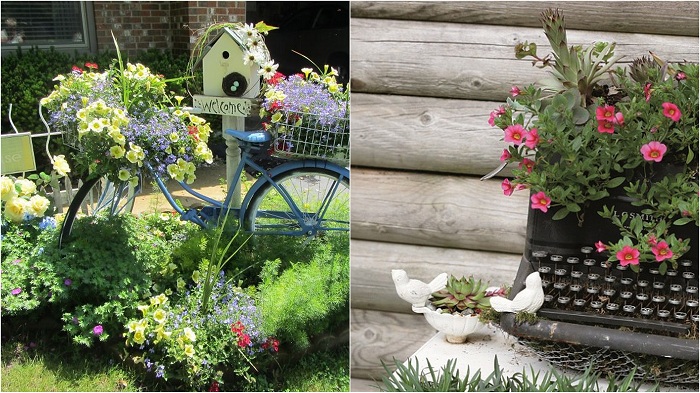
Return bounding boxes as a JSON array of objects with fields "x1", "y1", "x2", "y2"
[
  {"x1": 430, "y1": 275, "x2": 492, "y2": 314},
  {"x1": 380, "y1": 355, "x2": 657, "y2": 392},
  {"x1": 256, "y1": 234, "x2": 349, "y2": 349}
]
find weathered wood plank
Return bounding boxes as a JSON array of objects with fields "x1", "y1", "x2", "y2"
[
  {"x1": 350, "y1": 239, "x2": 522, "y2": 313},
  {"x1": 351, "y1": 377, "x2": 380, "y2": 392},
  {"x1": 351, "y1": 18, "x2": 699, "y2": 101},
  {"x1": 350, "y1": 308, "x2": 436, "y2": 381},
  {"x1": 351, "y1": 93, "x2": 511, "y2": 175},
  {"x1": 350, "y1": 167, "x2": 530, "y2": 253},
  {"x1": 350, "y1": 1, "x2": 699, "y2": 37}
]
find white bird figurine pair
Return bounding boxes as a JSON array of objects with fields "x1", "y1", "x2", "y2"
[
  {"x1": 392, "y1": 269, "x2": 448, "y2": 309},
  {"x1": 489, "y1": 272, "x2": 544, "y2": 314}
]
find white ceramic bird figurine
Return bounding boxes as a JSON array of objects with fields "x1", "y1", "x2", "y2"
[
  {"x1": 490, "y1": 272, "x2": 544, "y2": 314},
  {"x1": 392, "y1": 269, "x2": 448, "y2": 308}
]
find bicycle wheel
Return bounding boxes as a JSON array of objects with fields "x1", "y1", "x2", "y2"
[
  {"x1": 58, "y1": 176, "x2": 140, "y2": 248},
  {"x1": 244, "y1": 168, "x2": 349, "y2": 236}
]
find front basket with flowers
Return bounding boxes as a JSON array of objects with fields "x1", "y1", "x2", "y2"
[
  {"x1": 40, "y1": 40, "x2": 215, "y2": 186},
  {"x1": 489, "y1": 10, "x2": 698, "y2": 335},
  {"x1": 260, "y1": 66, "x2": 349, "y2": 166}
]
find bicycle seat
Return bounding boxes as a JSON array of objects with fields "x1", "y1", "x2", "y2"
[{"x1": 225, "y1": 129, "x2": 272, "y2": 143}]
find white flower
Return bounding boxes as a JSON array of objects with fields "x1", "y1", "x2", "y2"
[
  {"x1": 183, "y1": 327, "x2": 196, "y2": 342},
  {"x1": 3, "y1": 197, "x2": 28, "y2": 223},
  {"x1": 27, "y1": 195, "x2": 50, "y2": 217},
  {"x1": 1, "y1": 176, "x2": 16, "y2": 201},
  {"x1": 258, "y1": 60, "x2": 279, "y2": 80},
  {"x1": 14, "y1": 178, "x2": 36, "y2": 196},
  {"x1": 52, "y1": 155, "x2": 71, "y2": 177}
]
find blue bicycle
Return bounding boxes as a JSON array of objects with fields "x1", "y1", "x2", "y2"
[{"x1": 57, "y1": 127, "x2": 349, "y2": 248}]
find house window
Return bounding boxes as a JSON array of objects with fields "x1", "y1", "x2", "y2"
[{"x1": 1, "y1": 1, "x2": 95, "y2": 53}]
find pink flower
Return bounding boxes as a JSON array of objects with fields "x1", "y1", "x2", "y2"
[
  {"x1": 640, "y1": 141, "x2": 667, "y2": 162},
  {"x1": 11, "y1": 288, "x2": 22, "y2": 295},
  {"x1": 613, "y1": 112, "x2": 624, "y2": 125},
  {"x1": 595, "y1": 241, "x2": 607, "y2": 253},
  {"x1": 644, "y1": 83, "x2": 653, "y2": 102},
  {"x1": 616, "y1": 246, "x2": 640, "y2": 266},
  {"x1": 675, "y1": 71, "x2": 686, "y2": 81},
  {"x1": 651, "y1": 241, "x2": 673, "y2": 262},
  {"x1": 520, "y1": 158, "x2": 535, "y2": 173},
  {"x1": 499, "y1": 149, "x2": 511, "y2": 162},
  {"x1": 662, "y1": 102, "x2": 681, "y2": 122},
  {"x1": 597, "y1": 120, "x2": 615, "y2": 134},
  {"x1": 501, "y1": 178, "x2": 514, "y2": 196},
  {"x1": 596, "y1": 105, "x2": 616, "y2": 121},
  {"x1": 530, "y1": 191, "x2": 551, "y2": 213},
  {"x1": 510, "y1": 86, "x2": 521, "y2": 97},
  {"x1": 237, "y1": 333, "x2": 251, "y2": 348},
  {"x1": 524, "y1": 128, "x2": 540, "y2": 149},
  {"x1": 93, "y1": 325, "x2": 104, "y2": 336},
  {"x1": 504, "y1": 124, "x2": 526, "y2": 145},
  {"x1": 488, "y1": 106, "x2": 506, "y2": 127},
  {"x1": 647, "y1": 235, "x2": 658, "y2": 246}
]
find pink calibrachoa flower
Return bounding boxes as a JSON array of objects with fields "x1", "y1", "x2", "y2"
[
  {"x1": 595, "y1": 241, "x2": 607, "y2": 253},
  {"x1": 504, "y1": 124, "x2": 526, "y2": 145},
  {"x1": 616, "y1": 246, "x2": 640, "y2": 266},
  {"x1": 644, "y1": 82, "x2": 653, "y2": 102},
  {"x1": 520, "y1": 158, "x2": 535, "y2": 173},
  {"x1": 510, "y1": 86, "x2": 521, "y2": 97},
  {"x1": 651, "y1": 241, "x2": 673, "y2": 262},
  {"x1": 597, "y1": 120, "x2": 615, "y2": 134},
  {"x1": 662, "y1": 102, "x2": 682, "y2": 122},
  {"x1": 488, "y1": 106, "x2": 506, "y2": 127},
  {"x1": 530, "y1": 191, "x2": 551, "y2": 213},
  {"x1": 613, "y1": 112, "x2": 624, "y2": 125},
  {"x1": 675, "y1": 71, "x2": 687, "y2": 81},
  {"x1": 11, "y1": 288, "x2": 22, "y2": 295},
  {"x1": 596, "y1": 105, "x2": 616, "y2": 121},
  {"x1": 640, "y1": 141, "x2": 667, "y2": 162},
  {"x1": 499, "y1": 149, "x2": 511, "y2": 162},
  {"x1": 501, "y1": 178, "x2": 514, "y2": 196},
  {"x1": 93, "y1": 325, "x2": 104, "y2": 336},
  {"x1": 524, "y1": 128, "x2": 540, "y2": 149},
  {"x1": 647, "y1": 235, "x2": 658, "y2": 246}
]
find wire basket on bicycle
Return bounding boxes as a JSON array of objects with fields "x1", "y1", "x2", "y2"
[{"x1": 269, "y1": 110, "x2": 349, "y2": 166}]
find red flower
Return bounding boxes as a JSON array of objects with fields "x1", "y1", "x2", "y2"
[
  {"x1": 84, "y1": 62, "x2": 98, "y2": 70},
  {"x1": 501, "y1": 178, "x2": 514, "y2": 196},
  {"x1": 595, "y1": 105, "x2": 616, "y2": 122},
  {"x1": 237, "y1": 334, "x2": 251, "y2": 348},
  {"x1": 504, "y1": 124, "x2": 526, "y2": 145},
  {"x1": 231, "y1": 321, "x2": 245, "y2": 335},
  {"x1": 616, "y1": 246, "x2": 640, "y2": 266},
  {"x1": 530, "y1": 191, "x2": 551, "y2": 213},
  {"x1": 208, "y1": 381, "x2": 220, "y2": 392},
  {"x1": 597, "y1": 120, "x2": 615, "y2": 134},
  {"x1": 640, "y1": 141, "x2": 667, "y2": 162},
  {"x1": 499, "y1": 149, "x2": 511, "y2": 162},
  {"x1": 644, "y1": 83, "x2": 653, "y2": 102},
  {"x1": 72, "y1": 65, "x2": 83, "y2": 74},
  {"x1": 661, "y1": 102, "x2": 682, "y2": 122},
  {"x1": 524, "y1": 128, "x2": 539, "y2": 149},
  {"x1": 519, "y1": 158, "x2": 535, "y2": 173},
  {"x1": 262, "y1": 337, "x2": 280, "y2": 352},
  {"x1": 651, "y1": 241, "x2": 673, "y2": 262},
  {"x1": 595, "y1": 241, "x2": 607, "y2": 253},
  {"x1": 510, "y1": 86, "x2": 521, "y2": 97}
]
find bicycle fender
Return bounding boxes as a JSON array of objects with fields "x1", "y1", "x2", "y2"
[{"x1": 240, "y1": 159, "x2": 349, "y2": 218}]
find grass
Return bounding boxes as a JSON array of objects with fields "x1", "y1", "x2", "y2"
[{"x1": 268, "y1": 345, "x2": 350, "y2": 392}]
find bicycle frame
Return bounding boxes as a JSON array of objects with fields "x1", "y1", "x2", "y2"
[{"x1": 145, "y1": 140, "x2": 349, "y2": 234}]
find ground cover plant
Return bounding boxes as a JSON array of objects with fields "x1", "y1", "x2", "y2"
[{"x1": 1, "y1": 202, "x2": 349, "y2": 391}]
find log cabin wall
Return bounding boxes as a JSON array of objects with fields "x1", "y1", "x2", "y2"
[{"x1": 348, "y1": 1, "x2": 699, "y2": 390}]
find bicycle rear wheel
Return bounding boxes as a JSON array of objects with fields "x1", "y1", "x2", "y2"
[
  {"x1": 244, "y1": 168, "x2": 349, "y2": 236},
  {"x1": 58, "y1": 176, "x2": 140, "y2": 248}
]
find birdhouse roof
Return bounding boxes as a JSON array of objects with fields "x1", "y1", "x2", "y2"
[{"x1": 194, "y1": 26, "x2": 248, "y2": 68}]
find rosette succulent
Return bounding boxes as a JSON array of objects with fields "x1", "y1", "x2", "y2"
[{"x1": 430, "y1": 275, "x2": 492, "y2": 314}]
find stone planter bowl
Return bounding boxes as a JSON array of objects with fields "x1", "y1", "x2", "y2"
[{"x1": 412, "y1": 303, "x2": 484, "y2": 343}]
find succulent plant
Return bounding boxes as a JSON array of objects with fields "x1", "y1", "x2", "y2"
[{"x1": 430, "y1": 275, "x2": 492, "y2": 314}]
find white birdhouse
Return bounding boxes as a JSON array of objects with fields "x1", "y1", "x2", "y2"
[{"x1": 200, "y1": 27, "x2": 262, "y2": 99}]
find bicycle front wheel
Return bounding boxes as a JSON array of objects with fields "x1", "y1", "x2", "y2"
[
  {"x1": 58, "y1": 176, "x2": 140, "y2": 248},
  {"x1": 244, "y1": 168, "x2": 349, "y2": 236}
]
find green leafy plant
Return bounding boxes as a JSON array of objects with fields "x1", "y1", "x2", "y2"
[
  {"x1": 489, "y1": 8, "x2": 698, "y2": 269},
  {"x1": 379, "y1": 355, "x2": 656, "y2": 392},
  {"x1": 256, "y1": 235, "x2": 349, "y2": 349}
]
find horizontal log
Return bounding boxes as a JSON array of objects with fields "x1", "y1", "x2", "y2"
[
  {"x1": 350, "y1": 167, "x2": 529, "y2": 253},
  {"x1": 350, "y1": 378, "x2": 379, "y2": 392},
  {"x1": 350, "y1": 18, "x2": 699, "y2": 101},
  {"x1": 350, "y1": 239, "x2": 522, "y2": 313},
  {"x1": 350, "y1": 308, "x2": 436, "y2": 381},
  {"x1": 351, "y1": 93, "x2": 510, "y2": 176},
  {"x1": 350, "y1": 2, "x2": 699, "y2": 37}
]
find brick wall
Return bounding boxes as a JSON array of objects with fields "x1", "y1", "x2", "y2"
[{"x1": 93, "y1": 1, "x2": 246, "y2": 57}]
